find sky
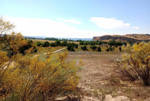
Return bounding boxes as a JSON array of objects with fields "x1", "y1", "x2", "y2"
[{"x1": 0, "y1": 0, "x2": 149, "y2": 38}]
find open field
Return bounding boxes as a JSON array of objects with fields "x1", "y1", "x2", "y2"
[
  {"x1": 32, "y1": 39, "x2": 80, "y2": 44},
  {"x1": 32, "y1": 39, "x2": 56, "y2": 43},
  {"x1": 68, "y1": 51, "x2": 150, "y2": 101}
]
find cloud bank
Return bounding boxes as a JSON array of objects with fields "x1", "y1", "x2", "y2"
[
  {"x1": 3, "y1": 16, "x2": 140, "y2": 38},
  {"x1": 90, "y1": 17, "x2": 131, "y2": 29},
  {"x1": 4, "y1": 16, "x2": 113, "y2": 38}
]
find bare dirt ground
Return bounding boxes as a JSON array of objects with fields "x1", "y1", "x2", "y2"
[{"x1": 68, "y1": 52, "x2": 150, "y2": 101}]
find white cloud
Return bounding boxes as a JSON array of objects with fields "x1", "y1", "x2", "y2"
[
  {"x1": 133, "y1": 26, "x2": 140, "y2": 29},
  {"x1": 3, "y1": 17, "x2": 142, "y2": 38},
  {"x1": 90, "y1": 17, "x2": 130, "y2": 29},
  {"x1": 4, "y1": 16, "x2": 112, "y2": 38},
  {"x1": 57, "y1": 18, "x2": 81, "y2": 24}
]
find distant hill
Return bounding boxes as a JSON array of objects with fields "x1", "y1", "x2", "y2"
[{"x1": 93, "y1": 34, "x2": 150, "y2": 43}]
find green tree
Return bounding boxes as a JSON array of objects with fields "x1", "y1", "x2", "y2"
[
  {"x1": 43, "y1": 41, "x2": 50, "y2": 47},
  {"x1": 55, "y1": 40, "x2": 61, "y2": 46}
]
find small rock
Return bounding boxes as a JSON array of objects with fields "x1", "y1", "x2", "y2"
[
  {"x1": 55, "y1": 96, "x2": 67, "y2": 101},
  {"x1": 114, "y1": 96, "x2": 130, "y2": 101},
  {"x1": 104, "y1": 95, "x2": 114, "y2": 101}
]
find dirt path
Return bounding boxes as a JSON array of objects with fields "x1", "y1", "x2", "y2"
[
  {"x1": 34, "y1": 47, "x2": 67, "y2": 57},
  {"x1": 52, "y1": 47, "x2": 67, "y2": 53}
]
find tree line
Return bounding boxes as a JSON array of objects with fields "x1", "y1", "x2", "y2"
[{"x1": 79, "y1": 40, "x2": 126, "y2": 46}]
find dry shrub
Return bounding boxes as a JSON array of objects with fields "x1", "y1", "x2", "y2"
[
  {"x1": 0, "y1": 52, "x2": 82, "y2": 101},
  {"x1": 118, "y1": 42, "x2": 150, "y2": 86}
]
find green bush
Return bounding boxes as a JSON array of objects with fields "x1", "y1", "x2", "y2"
[
  {"x1": 97, "y1": 47, "x2": 101, "y2": 52},
  {"x1": 67, "y1": 45, "x2": 75, "y2": 51},
  {"x1": 36, "y1": 41, "x2": 43, "y2": 47},
  {"x1": 119, "y1": 47, "x2": 122, "y2": 52},
  {"x1": 61, "y1": 40, "x2": 68, "y2": 46},
  {"x1": 55, "y1": 40, "x2": 61, "y2": 46},
  {"x1": 43, "y1": 41, "x2": 50, "y2": 47},
  {"x1": 50, "y1": 43, "x2": 57, "y2": 47},
  {"x1": 90, "y1": 45, "x2": 97, "y2": 51},
  {"x1": 81, "y1": 45, "x2": 87, "y2": 51}
]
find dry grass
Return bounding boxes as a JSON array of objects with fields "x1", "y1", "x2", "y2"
[
  {"x1": 32, "y1": 39, "x2": 80, "y2": 44},
  {"x1": 68, "y1": 51, "x2": 150, "y2": 100},
  {"x1": 32, "y1": 39, "x2": 56, "y2": 43}
]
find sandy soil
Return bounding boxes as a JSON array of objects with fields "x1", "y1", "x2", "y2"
[{"x1": 68, "y1": 52, "x2": 150, "y2": 101}]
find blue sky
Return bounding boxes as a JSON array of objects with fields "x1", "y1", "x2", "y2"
[{"x1": 0, "y1": 0, "x2": 149, "y2": 38}]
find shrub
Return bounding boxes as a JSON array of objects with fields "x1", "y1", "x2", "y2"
[
  {"x1": 81, "y1": 45, "x2": 87, "y2": 51},
  {"x1": 90, "y1": 45, "x2": 97, "y2": 51},
  {"x1": 97, "y1": 47, "x2": 101, "y2": 52},
  {"x1": 119, "y1": 47, "x2": 122, "y2": 52},
  {"x1": 61, "y1": 40, "x2": 68, "y2": 46},
  {"x1": 106, "y1": 48, "x2": 109, "y2": 51},
  {"x1": 36, "y1": 41, "x2": 43, "y2": 47},
  {"x1": 50, "y1": 43, "x2": 57, "y2": 47},
  {"x1": 110, "y1": 46, "x2": 114, "y2": 51},
  {"x1": 43, "y1": 41, "x2": 50, "y2": 47},
  {"x1": 67, "y1": 45, "x2": 75, "y2": 51},
  {"x1": 75, "y1": 44, "x2": 78, "y2": 48},
  {"x1": 0, "y1": 51, "x2": 81, "y2": 100},
  {"x1": 106, "y1": 46, "x2": 114, "y2": 52},
  {"x1": 79, "y1": 41, "x2": 84, "y2": 45},
  {"x1": 118, "y1": 42, "x2": 150, "y2": 86},
  {"x1": 19, "y1": 40, "x2": 37, "y2": 55},
  {"x1": 0, "y1": 32, "x2": 37, "y2": 57},
  {"x1": 67, "y1": 43, "x2": 78, "y2": 51},
  {"x1": 55, "y1": 40, "x2": 61, "y2": 46}
]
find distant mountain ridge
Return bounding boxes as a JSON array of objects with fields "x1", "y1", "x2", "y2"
[
  {"x1": 93, "y1": 34, "x2": 150, "y2": 43},
  {"x1": 24, "y1": 36, "x2": 92, "y2": 41}
]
